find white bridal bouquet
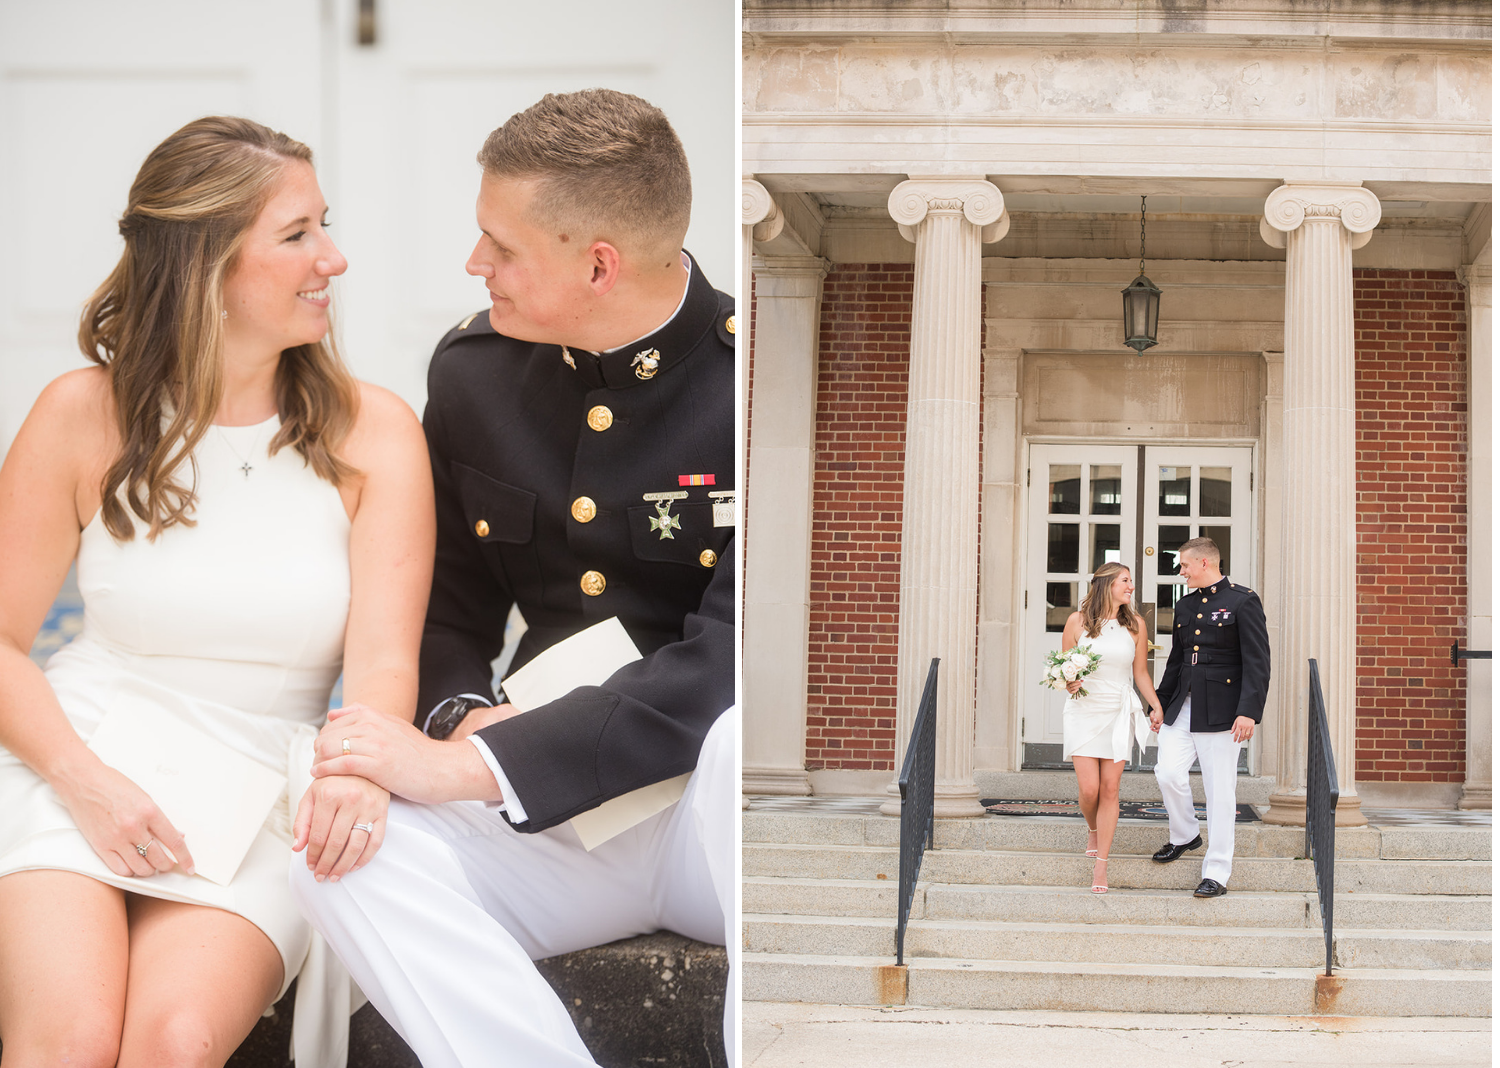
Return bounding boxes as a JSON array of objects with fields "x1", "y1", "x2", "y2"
[{"x1": 1040, "y1": 646, "x2": 1103, "y2": 699}]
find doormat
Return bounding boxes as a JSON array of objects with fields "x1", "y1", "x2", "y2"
[{"x1": 981, "y1": 799, "x2": 1261, "y2": 823}]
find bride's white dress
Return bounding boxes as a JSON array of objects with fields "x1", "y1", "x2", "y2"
[
  {"x1": 0, "y1": 416, "x2": 357, "y2": 1065},
  {"x1": 1062, "y1": 618, "x2": 1152, "y2": 762}
]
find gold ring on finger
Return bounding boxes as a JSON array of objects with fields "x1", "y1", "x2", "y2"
[{"x1": 342, "y1": 737, "x2": 353, "y2": 756}]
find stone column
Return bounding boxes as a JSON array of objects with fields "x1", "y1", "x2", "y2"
[
  {"x1": 1458, "y1": 262, "x2": 1491, "y2": 809},
  {"x1": 739, "y1": 180, "x2": 814, "y2": 798},
  {"x1": 743, "y1": 255, "x2": 828, "y2": 796},
  {"x1": 882, "y1": 178, "x2": 1007, "y2": 819},
  {"x1": 1259, "y1": 182, "x2": 1380, "y2": 828}
]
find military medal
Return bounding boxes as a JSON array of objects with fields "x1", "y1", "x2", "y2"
[
  {"x1": 631, "y1": 349, "x2": 661, "y2": 380},
  {"x1": 643, "y1": 490, "x2": 687, "y2": 540},
  {"x1": 709, "y1": 490, "x2": 736, "y2": 528},
  {"x1": 678, "y1": 474, "x2": 715, "y2": 486}
]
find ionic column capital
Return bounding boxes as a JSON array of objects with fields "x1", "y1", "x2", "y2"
[
  {"x1": 742, "y1": 178, "x2": 784, "y2": 242},
  {"x1": 1261, "y1": 183, "x2": 1382, "y2": 251},
  {"x1": 888, "y1": 178, "x2": 1008, "y2": 244}
]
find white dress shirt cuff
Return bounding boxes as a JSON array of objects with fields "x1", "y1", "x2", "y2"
[{"x1": 467, "y1": 735, "x2": 530, "y2": 824}]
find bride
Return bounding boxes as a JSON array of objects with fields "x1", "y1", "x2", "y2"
[
  {"x1": 1059, "y1": 562, "x2": 1164, "y2": 894},
  {"x1": 0, "y1": 117, "x2": 432, "y2": 1066}
]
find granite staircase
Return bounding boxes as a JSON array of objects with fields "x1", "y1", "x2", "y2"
[{"x1": 743, "y1": 801, "x2": 1491, "y2": 1017}]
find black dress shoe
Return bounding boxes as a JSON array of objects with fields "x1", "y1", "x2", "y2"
[
  {"x1": 1151, "y1": 835, "x2": 1203, "y2": 863},
  {"x1": 1193, "y1": 878, "x2": 1228, "y2": 898}
]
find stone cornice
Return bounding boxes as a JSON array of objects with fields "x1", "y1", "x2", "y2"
[
  {"x1": 743, "y1": 0, "x2": 1492, "y2": 45},
  {"x1": 889, "y1": 178, "x2": 1008, "y2": 243}
]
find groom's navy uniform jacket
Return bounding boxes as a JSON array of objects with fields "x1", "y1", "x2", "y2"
[
  {"x1": 418, "y1": 255, "x2": 735, "y2": 833},
  {"x1": 1154, "y1": 578, "x2": 1270, "y2": 733}
]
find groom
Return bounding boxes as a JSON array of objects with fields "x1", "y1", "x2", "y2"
[
  {"x1": 292, "y1": 90, "x2": 735, "y2": 1067},
  {"x1": 1151, "y1": 537, "x2": 1269, "y2": 897}
]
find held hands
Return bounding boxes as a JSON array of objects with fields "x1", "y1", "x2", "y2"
[
  {"x1": 292, "y1": 772, "x2": 389, "y2": 883},
  {"x1": 1232, "y1": 715, "x2": 1257, "y2": 743},
  {"x1": 311, "y1": 702, "x2": 500, "y2": 805},
  {"x1": 54, "y1": 759, "x2": 196, "y2": 879},
  {"x1": 1149, "y1": 707, "x2": 1164, "y2": 733}
]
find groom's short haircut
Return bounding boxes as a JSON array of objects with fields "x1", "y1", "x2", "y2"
[
  {"x1": 477, "y1": 89, "x2": 691, "y2": 258},
  {"x1": 1179, "y1": 537, "x2": 1221, "y2": 566}
]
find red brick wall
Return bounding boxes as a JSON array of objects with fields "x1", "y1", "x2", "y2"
[
  {"x1": 1353, "y1": 268, "x2": 1469, "y2": 783},
  {"x1": 805, "y1": 265, "x2": 913, "y2": 770}
]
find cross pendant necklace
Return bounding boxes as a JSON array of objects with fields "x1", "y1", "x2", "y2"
[
  {"x1": 215, "y1": 424, "x2": 264, "y2": 480},
  {"x1": 239, "y1": 461, "x2": 253, "y2": 479}
]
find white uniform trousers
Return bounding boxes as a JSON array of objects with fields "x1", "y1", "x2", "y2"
[
  {"x1": 290, "y1": 705, "x2": 738, "y2": 1068},
  {"x1": 1153, "y1": 697, "x2": 1242, "y2": 886}
]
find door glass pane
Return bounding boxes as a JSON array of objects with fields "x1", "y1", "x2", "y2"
[
  {"x1": 1090, "y1": 523, "x2": 1121, "y2": 572},
  {"x1": 1090, "y1": 465, "x2": 1122, "y2": 515},
  {"x1": 1049, "y1": 465, "x2": 1081, "y2": 514},
  {"x1": 1158, "y1": 466, "x2": 1191, "y2": 516},
  {"x1": 1157, "y1": 525, "x2": 1190, "y2": 575},
  {"x1": 1200, "y1": 467, "x2": 1233, "y2": 516},
  {"x1": 1045, "y1": 582, "x2": 1077, "y2": 632},
  {"x1": 1157, "y1": 582, "x2": 1184, "y2": 610},
  {"x1": 1202, "y1": 525, "x2": 1232, "y2": 575},
  {"x1": 1047, "y1": 523, "x2": 1080, "y2": 573}
]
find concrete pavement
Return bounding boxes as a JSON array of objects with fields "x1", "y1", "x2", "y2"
[{"x1": 743, "y1": 1002, "x2": 1493, "y2": 1067}]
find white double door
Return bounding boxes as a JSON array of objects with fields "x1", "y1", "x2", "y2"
[
  {"x1": 0, "y1": 1, "x2": 732, "y2": 456},
  {"x1": 1020, "y1": 443, "x2": 1255, "y2": 764}
]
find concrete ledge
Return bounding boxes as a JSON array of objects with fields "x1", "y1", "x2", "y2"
[{"x1": 0, "y1": 933, "x2": 726, "y2": 1068}]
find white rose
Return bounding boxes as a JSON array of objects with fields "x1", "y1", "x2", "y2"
[
  {"x1": 1069, "y1": 652, "x2": 1090, "y2": 668},
  {"x1": 1061, "y1": 663, "x2": 1079, "y2": 681}
]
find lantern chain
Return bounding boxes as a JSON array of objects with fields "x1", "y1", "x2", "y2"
[{"x1": 1139, "y1": 195, "x2": 1147, "y2": 276}]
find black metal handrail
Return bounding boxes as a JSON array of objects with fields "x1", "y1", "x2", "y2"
[
  {"x1": 1305, "y1": 658, "x2": 1339, "y2": 977},
  {"x1": 895, "y1": 657, "x2": 939, "y2": 967}
]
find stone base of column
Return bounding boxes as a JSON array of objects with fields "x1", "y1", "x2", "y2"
[
  {"x1": 741, "y1": 766, "x2": 813, "y2": 797},
  {"x1": 1259, "y1": 787, "x2": 1307, "y2": 826},
  {"x1": 878, "y1": 781, "x2": 986, "y2": 818},
  {"x1": 1458, "y1": 782, "x2": 1492, "y2": 810},
  {"x1": 1260, "y1": 788, "x2": 1367, "y2": 827}
]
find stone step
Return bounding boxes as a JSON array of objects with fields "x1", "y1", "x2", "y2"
[
  {"x1": 743, "y1": 953, "x2": 1492, "y2": 1017},
  {"x1": 743, "y1": 914, "x2": 1490, "y2": 970},
  {"x1": 742, "y1": 812, "x2": 1492, "y2": 861},
  {"x1": 744, "y1": 877, "x2": 1494, "y2": 932},
  {"x1": 744, "y1": 843, "x2": 1492, "y2": 895}
]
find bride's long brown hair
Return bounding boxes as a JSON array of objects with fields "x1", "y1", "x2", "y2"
[
  {"x1": 79, "y1": 116, "x2": 359, "y2": 541},
  {"x1": 1079, "y1": 562, "x2": 1141, "y2": 639}
]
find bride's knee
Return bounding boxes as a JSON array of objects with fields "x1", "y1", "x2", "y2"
[{"x1": 121, "y1": 1007, "x2": 221, "y2": 1068}]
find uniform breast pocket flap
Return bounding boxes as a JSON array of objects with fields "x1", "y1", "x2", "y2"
[
  {"x1": 453, "y1": 463, "x2": 536, "y2": 545},
  {"x1": 628, "y1": 501, "x2": 729, "y2": 566}
]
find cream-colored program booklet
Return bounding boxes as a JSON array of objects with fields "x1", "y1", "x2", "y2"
[
  {"x1": 87, "y1": 703, "x2": 287, "y2": 885},
  {"x1": 502, "y1": 617, "x2": 691, "y2": 850}
]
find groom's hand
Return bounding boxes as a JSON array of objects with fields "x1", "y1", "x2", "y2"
[
  {"x1": 313, "y1": 703, "x2": 503, "y2": 804},
  {"x1": 1232, "y1": 716, "x2": 1256, "y2": 743},
  {"x1": 449, "y1": 702, "x2": 522, "y2": 742}
]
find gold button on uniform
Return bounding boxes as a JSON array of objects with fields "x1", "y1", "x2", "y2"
[
  {"x1": 1197, "y1": 613, "x2": 1203, "y2": 619},
  {"x1": 699, "y1": 549, "x2": 718, "y2": 568},
  {"x1": 1195, "y1": 629, "x2": 1201, "y2": 635},
  {"x1": 580, "y1": 571, "x2": 605, "y2": 596},
  {"x1": 587, "y1": 405, "x2": 613, "y2": 432},
  {"x1": 571, "y1": 496, "x2": 597, "y2": 523},
  {"x1": 726, "y1": 315, "x2": 736, "y2": 334},
  {"x1": 474, "y1": 519, "x2": 490, "y2": 538}
]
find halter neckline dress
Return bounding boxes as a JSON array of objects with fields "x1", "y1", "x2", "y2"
[
  {"x1": 1062, "y1": 618, "x2": 1152, "y2": 763},
  {"x1": 0, "y1": 415, "x2": 359, "y2": 1066}
]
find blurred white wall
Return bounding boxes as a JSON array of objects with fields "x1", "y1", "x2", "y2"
[{"x1": 0, "y1": 0, "x2": 736, "y2": 455}]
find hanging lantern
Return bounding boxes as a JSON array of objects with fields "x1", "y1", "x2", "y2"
[{"x1": 1122, "y1": 196, "x2": 1161, "y2": 355}]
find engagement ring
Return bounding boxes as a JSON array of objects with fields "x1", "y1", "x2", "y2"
[
  {"x1": 342, "y1": 738, "x2": 353, "y2": 756},
  {"x1": 352, "y1": 822, "x2": 375, "y2": 834},
  {"x1": 135, "y1": 840, "x2": 153, "y2": 857}
]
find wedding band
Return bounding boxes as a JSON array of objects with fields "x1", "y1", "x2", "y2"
[
  {"x1": 135, "y1": 840, "x2": 152, "y2": 858},
  {"x1": 342, "y1": 738, "x2": 353, "y2": 755},
  {"x1": 351, "y1": 822, "x2": 375, "y2": 834}
]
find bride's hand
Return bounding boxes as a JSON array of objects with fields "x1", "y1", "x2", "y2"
[
  {"x1": 1065, "y1": 680, "x2": 1084, "y2": 695},
  {"x1": 52, "y1": 759, "x2": 195, "y2": 878},
  {"x1": 1149, "y1": 707, "x2": 1164, "y2": 732},
  {"x1": 292, "y1": 773, "x2": 390, "y2": 883}
]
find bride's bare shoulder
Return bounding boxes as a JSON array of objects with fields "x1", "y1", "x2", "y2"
[{"x1": 22, "y1": 367, "x2": 115, "y2": 456}]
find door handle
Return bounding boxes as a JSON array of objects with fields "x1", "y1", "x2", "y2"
[{"x1": 357, "y1": 0, "x2": 376, "y2": 45}]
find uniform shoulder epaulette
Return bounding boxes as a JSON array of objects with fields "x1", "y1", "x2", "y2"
[
  {"x1": 1231, "y1": 583, "x2": 1255, "y2": 594},
  {"x1": 715, "y1": 292, "x2": 737, "y2": 347},
  {"x1": 435, "y1": 308, "x2": 496, "y2": 352}
]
